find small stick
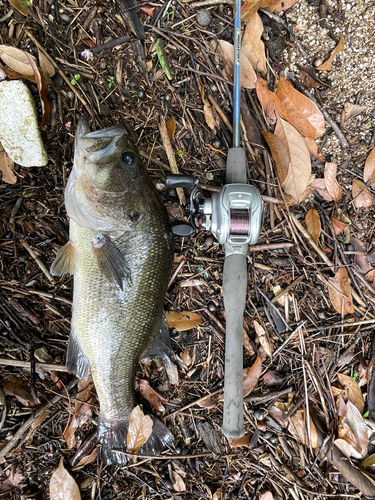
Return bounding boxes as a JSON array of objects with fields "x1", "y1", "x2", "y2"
[
  {"x1": 271, "y1": 275, "x2": 304, "y2": 303},
  {"x1": 1, "y1": 286, "x2": 73, "y2": 305},
  {"x1": 22, "y1": 241, "x2": 54, "y2": 284},
  {"x1": 165, "y1": 388, "x2": 222, "y2": 418},
  {"x1": 249, "y1": 242, "x2": 295, "y2": 252},
  {"x1": 115, "y1": 450, "x2": 213, "y2": 460},
  {"x1": 290, "y1": 214, "x2": 334, "y2": 268},
  {"x1": 158, "y1": 115, "x2": 186, "y2": 205},
  {"x1": 208, "y1": 95, "x2": 233, "y2": 133},
  {"x1": 306, "y1": 317, "x2": 375, "y2": 332},
  {"x1": 273, "y1": 321, "x2": 307, "y2": 358},
  {"x1": 92, "y1": 35, "x2": 130, "y2": 54},
  {"x1": 0, "y1": 357, "x2": 68, "y2": 372},
  {"x1": 191, "y1": 0, "x2": 233, "y2": 6}
]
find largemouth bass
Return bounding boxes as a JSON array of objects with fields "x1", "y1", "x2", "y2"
[{"x1": 51, "y1": 117, "x2": 174, "y2": 464}]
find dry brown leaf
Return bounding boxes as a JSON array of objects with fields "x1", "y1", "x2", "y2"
[
  {"x1": 255, "y1": 77, "x2": 287, "y2": 122},
  {"x1": 243, "y1": 353, "x2": 262, "y2": 397},
  {"x1": 25, "y1": 53, "x2": 51, "y2": 127},
  {"x1": 331, "y1": 217, "x2": 348, "y2": 235},
  {"x1": 203, "y1": 103, "x2": 216, "y2": 130},
  {"x1": 172, "y1": 471, "x2": 186, "y2": 492},
  {"x1": 213, "y1": 488, "x2": 222, "y2": 500},
  {"x1": 303, "y1": 137, "x2": 323, "y2": 161},
  {"x1": 266, "y1": 0, "x2": 297, "y2": 12},
  {"x1": 364, "y1": 269, "x2": 375, "y2": 283},
  {"x1": 219, "y1": 40, "x2": 257, "y2": 89},
  {"x1": 299, "y1": 66, "x2": 328, "y2": 88},
  {"x1": 229, "y1": 433, "x2": 251, "y2": 447},
  {"x1": 242, "y1": 13, "x2": 266, "y2": 74},
  {"x1": 166, "y1": 115, "x2": 176, "y2": 141},
  {"x1": 330, "y1": 209, "x2": 350, "y2": 236},
  {"x1": 165, "y1": 311, "x2": 203, "y2": 331},
  {"x1": 346, "y1": 400, "x2": 369, "y2": 457},
  {"x1": 8, "y1": 0, "x2": 28, "y2": 16},
  {"x1": 262, "y1": 131, "x2": 289, "y2": 185},
  {"x1": 334, "y1": 438, "x2": 352, "y2": 459},
  {"x1": 305, "y1": 208, "x2": 321, "y2": 244},
  {"x1": 276, "y1": 76, "x2": 325, "y2": 138},
  {"x1": 262, "y1": 371, "x2": 288, "y2": 387},
  {"x1": 38, "y1": 50, "x2": 55, "y2": 77},
  {"x1": 49, "y1": 458, "x2": 81, "y2": 500},
  {"x1": 241, "y1": 0, "x2": 270, "y2": 22},
  {"x1": 274, "y1": 116, "x2": 311, "y2": 201},
  {"x1": 268, "y1": 405, "x2": 288, "y2": 428},
  {"x1": 324, "y1": 162, "x2": 342, "y2": 201},
  {"x1": 352, "y1": 179, "x2": 375, "y2": 210},
  {"x1": 364, "y1": 146, "x2": 375, "y2": 185},
  {"x1": 317, "y1": 35, "x2": 345, "y2": 71},
  {"x1": 289, "y1": 409, "x2": 318, "y2": 447},
  {"x1": 337, "y1": 373, "x2": 364, "y2": 415},
  {"x1": 197, "y1": 393, "x2": 220, "y2": 408},
  {"x1": 241, "y1": 0, "x2": 296, "y2": 20},
  {"x1": 341, "y1": 103, "x2": 366, "y2": 126},
  {"x1": 3, "y1": 378, "x2": 35, "y2": 407},
  {"x1": 328, "y1": 267, "x2": 354, "y2": 315},
  {"x1": 64, "y1": 402, "x2": 92, "y2": 449},
  {"x1": 180, "y1": 347, "x2": 192, "y2": 367},
  {"x1": 137, "y1": 379, "x2": 167, "y2": 412},
  {"x1": 75, "y1": 448, "x2": 99, "y2": 467},
  {"x1": 254, "y1": 320, "x2": 273, "y2": 357},
  {"x1": 309, "y1": 177, "x2": 333, "y2": 201},
  {"x1": 126, "y1": 405, "x2": 153, "y2": 454},
  {"x1": 0, "y1": 143, "x2": 16, "y2": 184},
  {"x1": 259, "y1": 492, "x2": 274, "y2": 500},
  {"x1": 0, "y1": 470, "x2": 24, "y2": 494},
  {"x1": 0, "y1": 45, "x2": 36, "y2": 76}
]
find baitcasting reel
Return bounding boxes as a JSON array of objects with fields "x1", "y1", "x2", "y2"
[{"x1": 165, "y1": 173, "x2": 264, "y2": 256}]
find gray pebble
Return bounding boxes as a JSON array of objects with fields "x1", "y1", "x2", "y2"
[
  {"x1": 210, "y1": 83, "x2": 218, "y2": 93},
  {"x1": 165, "y1": 480, "x2": 173, "y2": 490},
  {"x1": 204, "y1": 236, "x2": 214, "y2": 248},
  {"x1": 270, "y1": 436, "x2": 279, "y2": 444},
  {"x1": 253, "y1": 409, "x2": 263, "y2": 419},
  {"x1": 59, "y1": 12, "x2": 71, "y2": 23},
  {"x1": 196, "y1": 9, "x2": 212, "y2": 27},
  {"x1": 207, "y1": 301, "x2": 216, "y2": 312},
  {"x1": 264, "y1": 431, "x2": 273, "y2": 440}
]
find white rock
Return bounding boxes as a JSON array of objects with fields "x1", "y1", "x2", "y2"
[{"x1": 0, "y1": 80, "x2": 47, "y2": 166}]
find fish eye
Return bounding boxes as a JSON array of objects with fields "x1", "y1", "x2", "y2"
[{"x1": 122, "y1": 151, "x2": 134, "y2": 165}]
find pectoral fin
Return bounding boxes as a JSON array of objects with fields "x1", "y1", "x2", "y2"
[
  {"x1": 67, "y1": 330, "x2": 90, "y2": 380},
  {"x1": 50, "y1": 240, "x2": 75, "y2": 276},
  {"x1": 92, "y1": 234, "x2": 131, "y2": 289}
]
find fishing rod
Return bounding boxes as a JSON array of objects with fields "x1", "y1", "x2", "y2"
[{"x1": 165, "y1": 0, "x2": 264, "y2": 438}]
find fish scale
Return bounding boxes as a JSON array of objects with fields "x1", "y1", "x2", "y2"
[{"x1": 51, "y1": 117, "x2": 174, "y2": 464}]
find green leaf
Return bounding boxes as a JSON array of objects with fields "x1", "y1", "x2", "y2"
[{"x1": 156, "y1": 39, "x2": 175, "y2": 80}]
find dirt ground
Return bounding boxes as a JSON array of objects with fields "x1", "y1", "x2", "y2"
[{"x1": 1, "y1": 0, "x2": 375, "y2": 498}]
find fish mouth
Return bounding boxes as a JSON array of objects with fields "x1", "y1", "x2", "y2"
[{"x1": 75, "y1": 117, "x2": 129, "y2": 166}]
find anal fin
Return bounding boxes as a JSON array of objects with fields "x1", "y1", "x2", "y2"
[
  {"x1": 50, "y1": 240, "x2": 75, "y2": 276},
  {"x1": 92, "y1": 233, "x2": 131, "y2": 289},
  {"x1": 66, "y1": 330, "x2": 90, "y2": 380}
]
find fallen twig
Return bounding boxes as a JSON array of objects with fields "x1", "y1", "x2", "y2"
[
  {"x1": 22, "y1": 241, "x2": 54, "y2": 284},
  {"x1": 158, "y1": 115, "x2": 186, "y2": 205},
  {"x1": 0, "y1": 357, "x2": 68, "y2": 372}
]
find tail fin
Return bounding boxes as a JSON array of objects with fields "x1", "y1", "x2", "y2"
[{"x1": 98, "y1": 414, "x2": 174, "y2": 465}]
